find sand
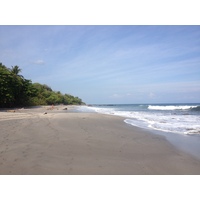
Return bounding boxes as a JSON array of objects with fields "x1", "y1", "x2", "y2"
[{"x1": 1, "y1": 105, "x2": 200, "y2": 175}]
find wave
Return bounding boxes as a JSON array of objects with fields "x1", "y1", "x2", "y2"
[
  {"x1": 88, "y1": 105, "x2": 200, "y2": 135},
  {"x1": 191, "y1": 106, "x2": 200, "y2": 111},
  {"x1": 148, "y1": 105, "x2": 199, "y2": 111},
  {"x1": 124, "y1": 114, "x2": 200, "y2": 135}
]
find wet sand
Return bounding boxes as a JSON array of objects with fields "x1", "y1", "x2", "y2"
[{"x1": 1, "y1": 106, "x2": 200, "y2": 174}]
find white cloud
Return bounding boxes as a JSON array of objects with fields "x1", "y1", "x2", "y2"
[
  {"x1": 33, "y1": 59, "x2": 45, "y2": 65},
  {"x1": 149, "y1": 92, "x2": 155, "y2": 98},
  {"x1": 112, "y1": 94, "x2": 121, "y2": 98}
]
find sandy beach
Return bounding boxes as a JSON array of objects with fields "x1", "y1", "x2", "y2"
[{"x1": 0, "y1": 105, "x2": 200, "y2": 175}]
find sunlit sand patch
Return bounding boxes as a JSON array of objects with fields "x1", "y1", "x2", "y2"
[{"x1": 0, "y1": 112, "x2": 37, "y2": 121}]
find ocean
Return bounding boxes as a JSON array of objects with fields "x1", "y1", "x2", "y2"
[
  {"x1": 76, "y1": 103, "x2": 200, "y2": 159},
  {"x1": 78, "y1": 103, "x2": 200, "y2": 135}
]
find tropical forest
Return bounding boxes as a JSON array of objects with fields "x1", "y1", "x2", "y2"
[{"x1": 0, "y1": 62, "x2": 84, "y2": 108}]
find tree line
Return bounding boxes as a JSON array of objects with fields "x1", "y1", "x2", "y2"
[{"x1": 0, "y1": 62, "x2": 85, "y2": 108}]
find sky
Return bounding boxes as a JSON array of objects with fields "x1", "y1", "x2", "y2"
[{"x1": 0, "y1": 25, "x2": 200, "y2": 104}]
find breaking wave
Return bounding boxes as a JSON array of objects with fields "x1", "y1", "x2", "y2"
[{"x1": 148, "y1": 105, "x2": 199, "y2": 111}]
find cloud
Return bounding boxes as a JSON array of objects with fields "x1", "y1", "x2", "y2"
[
  {"x1": 111, "y1": 94, "x2": 121, "y2": 98},
  {"x1": 32, "y1": 59, "x2": 45, "y2": 65},
  {"x1": 149, "y1": 92, "x2": 155, "y2": 99}
]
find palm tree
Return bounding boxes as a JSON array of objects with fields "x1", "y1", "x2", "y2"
[
  {"x1": 10, "y1": 65, "x2": 24, "y2": 79},
  {"x1": 8, "y1": 65, "x2": 25, "y2": 105}
]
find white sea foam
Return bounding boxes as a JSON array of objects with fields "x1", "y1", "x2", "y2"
[
  {"x1": 88, "y1": 106, "x2": 118, "y2": 115},
  {"x1": 125, "y1": 113, "x2": 200, "y2": 135},
  {"x1": 89, "y1": 105, "x2": 200, "y2": 135},
  {"x1": 148, "y1": 105, "x2": 198, "y2": 110}
]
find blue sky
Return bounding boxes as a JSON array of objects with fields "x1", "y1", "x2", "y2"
[{"x1": 0, "y1": 25, "x2": 200, "y2": 104}]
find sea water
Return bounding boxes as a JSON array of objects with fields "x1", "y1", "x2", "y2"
[
  {"x1": 76, "y1": 103, "x2": 200, "y2": 159},
  {"x1": 80, "y1": 104, "x2": 200, "y2": 135}
]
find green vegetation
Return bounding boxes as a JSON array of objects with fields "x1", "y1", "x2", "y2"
[{"x1": 0, "y1": 62, "x2": 85, "y2": 108}]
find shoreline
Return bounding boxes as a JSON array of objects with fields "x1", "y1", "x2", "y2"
[
  {"x1": 80, "y1": 105, "x2": 200, "y2": 160},
  {"x1": 1, "y1": 106, "x2": 200, "y2": 174},
  {"x1": 146, "y1": 127, "x2": 200, "y2": 161}
]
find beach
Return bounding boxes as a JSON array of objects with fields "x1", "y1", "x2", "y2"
[{"x1": 1, "y1": 106, "x2": 200, "y2": 175}]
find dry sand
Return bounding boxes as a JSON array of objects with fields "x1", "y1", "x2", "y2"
[{"x1": 1, "y1": 105, "x2": 200, "y2": 175}]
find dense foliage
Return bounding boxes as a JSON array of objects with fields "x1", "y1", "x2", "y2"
[{"x1": 0, "y1": 63, "x2": 84, "y2": 108}]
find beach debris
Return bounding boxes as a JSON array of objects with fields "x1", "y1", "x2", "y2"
[
  {"x1": 63, "y1": 107, "x2": 68, "y2": 110},
  {"x1": 7, "y1": 110, "x2": 15, "y2": 112},
  {"x1": 44, "y1": 112, "x2": 47, "y2": 115}
]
